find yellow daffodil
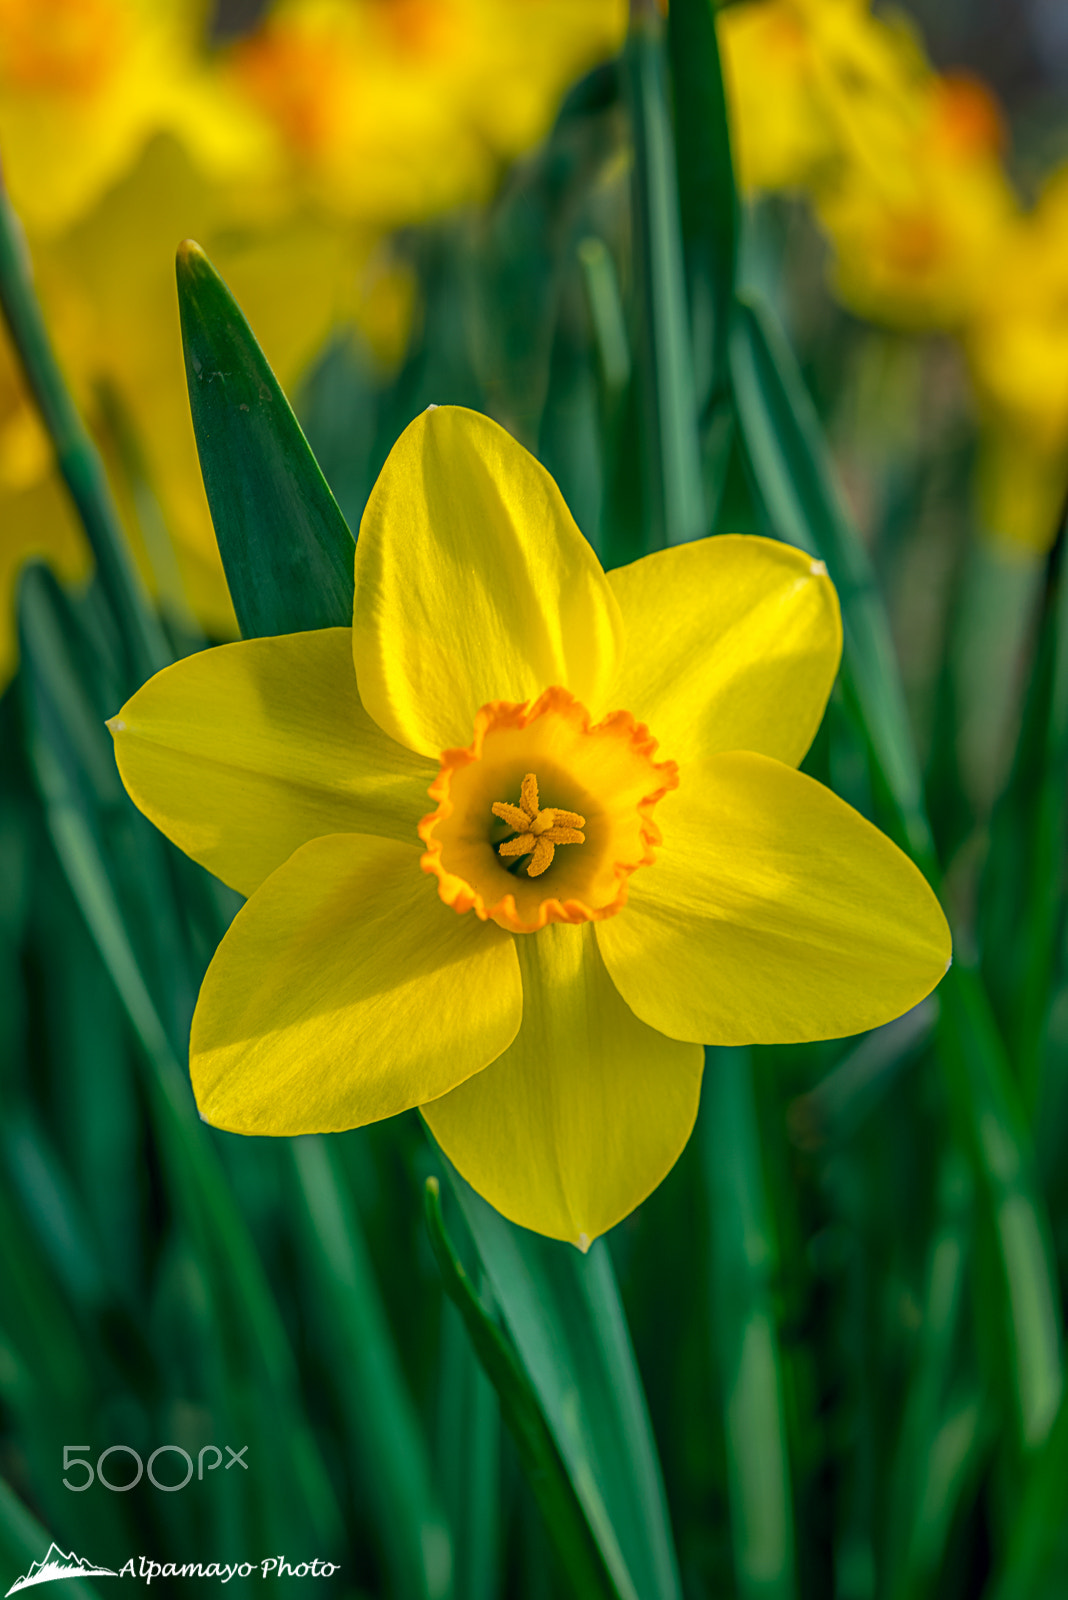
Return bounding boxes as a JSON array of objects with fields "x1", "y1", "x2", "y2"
[
  {"x1": 719, "y1": 0, "x2": 923, "y2": 195},
  {"x1": 108, "y1": 407, "x2": 950, "y2": 1245},
  {"x1": 814, "y1": 69, "x2": 1016, "y2": 332},
  {"x1": 223, "y1": 0, "x2": 626, "y2": 228},
  {"x1": 0, "y1": 0, "x2": 265, "y2": 237}
]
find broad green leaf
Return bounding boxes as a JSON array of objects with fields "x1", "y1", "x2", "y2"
[
  {"x1": 702, "y1": 1050, "x2": 796, "y2": 1600},
  {"x1": 729, "y1": 294, "x2": 932, "y2": 865},
  {"x1": 17, "y1": 565, "x2": 342, "y2": 1555},
  {"x1": 990, "y1": 1387, "x2": 1068, "y2": 1600},
  {"x1": 625, "y1": 2, "x2": 705, "y2": 551},
  {"x1": 291, "y1": 1142, "x2": 453, "y2": 1600},
  {"x1": 980, "y1": 534, "x2": 1068, "y2": 1110},
  {"x1": 0, "y1": 182, "x2": 167, "y2": 687},
  {"x1": 440, "y1": 1159, "x2": 683, "y2": 1600},
  {"x1": 668, "y1": 0, "x2": 739, "y2": 411},
  {"x1": 937, "y1": 971, "x2": 1064, "y2": 1452},
  {"x1": 727, "y1": 296, "x2": 1064, "y2": 1455},
  {"x1": 424, "y1": 1179, "x2": 618, "y2": 1600},
  {"x1": 884, "y1": 1153, "x2": 989, "y2": 1600},
  {"x1": 176, "y1": 240, "x2": 355, "y2": 638}
]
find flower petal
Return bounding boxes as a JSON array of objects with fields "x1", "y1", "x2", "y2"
[
  {"x1": 422, "y1": 922, "x2": 703, "y2": 1245},
  {"x1": 606, "y1": 535, "x2": 841, "y2": 765},
  {"x1": 109, "y1": 629, "x2": 436, "y2": 897},
  {"x1": 596, "y1": 752, "x2": 951, "y2": 1045},
  {"x1": 353, "y1": 406, "x2": 624, "y2": 756},
  {"x1": 192, "y1": 834, "x2": 521, "y2": 1134}
]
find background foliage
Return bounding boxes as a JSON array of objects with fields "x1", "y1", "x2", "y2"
[{"x1": 2, "y1": 2, "x2": 1068, "y2": 1597}]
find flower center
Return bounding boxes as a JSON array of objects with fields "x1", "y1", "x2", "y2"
[
  {"x1": 419, "y1": 686, "x2": 678, "y2": 935},
  {"x1": 491, "y1": 772, "x2": 586, "y2": 879}
]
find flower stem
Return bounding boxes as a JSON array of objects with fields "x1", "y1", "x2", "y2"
[{"x1": 0, "y1": 167, "x2": 168, "y2": 687}]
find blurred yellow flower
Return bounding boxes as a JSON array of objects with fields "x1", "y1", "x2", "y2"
[
  {"x1": 720, "y1": 0, "x2": 1017, "y2": 331},
  {"x1": 109, "y1": 407, "x2": 950, "y2": 1244},
  {"x1": 967, "y1": 166, "x2": 1068, "y2": 552},
  {"x1": 718, "y1": 0, "x2": 905, "y2": 193},
  {"x1": 224, "y1": 0, "x2": 627, "y2": 226},
  {"x1": 0, "y1": 0, "x2": 264, "y2": 236},
  {"x1": 814, "y1": 68, "x2": 1016, "y2": 332}
]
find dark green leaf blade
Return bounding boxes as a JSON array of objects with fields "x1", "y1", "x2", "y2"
[
  {"x1": 625, "y1": 2, "x2": 705, "y2": 552},
  {"x1": 424, "y1": 1179, "x2": 619, "y2": 1600},
  {"x1": 440, "y1": 1159, "x2": 683, "y2": 1600},
  {"x1": 729, "y1": 293, "x2": 933, "y2": 865},
  {"x1": 176, "y1": 239, "x2": 355, "y2": 638},
  {"x1": 668, "y1": 0, "x2": 739, "y2": 411}
]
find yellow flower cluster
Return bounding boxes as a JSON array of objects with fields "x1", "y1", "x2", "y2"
[
  {"x1": 0, "y1": 0, "x2": 626, "y2": 683},
  {"x1": 719, "y1": 0, "x2": 1068, "y2": 553}
]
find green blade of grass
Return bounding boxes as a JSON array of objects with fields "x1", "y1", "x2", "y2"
[
  {"x1": 729, "y1": 294, "x2": 932, "y2": 866},
  {"x1": 937, "y1": 972, "x2": 1063, "y2": 1452},
  {"x1": 702, "y1": 1049, "x2": 797, "y2": 1600},
  {"x1": 625, "y1": 0, "x2": 705, "y2": 552},
  {"x1": 980, "y1": 528, "x2": 1068, "y2": 1112},
  {"x1": 728, "y1": 292, "x2": 1064, "y2": 1455},
  {"x1": 290, "y1": 1140, "x2": 454, "y2": 1600},
  {"x1": 17, "y1": 575, "x2": 343, "y2": 1555},
  {"x1": 884, "y1": 1153, "x2": 989, "y2": 1599},
  {"x1": 439, "y1": 1159, "x2": 683, "y2": 1600},
  {"x1": 989, "y1": 1386, "x2": 1068, "y2": 1600},
  {"x1": 0, "y1": 178, "x2": 168, "y2": 687},
  {"x1": 435, "y1": 1299, "x2": 500, "y2": 1600},
  {"x1": 176, "y1": 240, "x2": 355, "y2": 639},
  {"x1": 424, "y1": 1179, "x2": 618, "y2": 1600},
  {"x1": 667, "y1": 0, "x2": 739, "y2": 412}
]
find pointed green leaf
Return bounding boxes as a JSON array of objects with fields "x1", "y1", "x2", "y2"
[
  {"x1": 424, "y1": 1179, "x2": 618, "y2": 1600},
  {"x1": 729, "y1": 293, "x2": 933, "y2": 866},
  {"x1": 702, "y1": 1050, "x2": 796, "y2": 1600},
  {"x1": 980, "y1": 531, "x2": 1068, "y2": 1107},
  {"x1": 176, "y1": 239, "x2": 355, "y2": 638},
  {"x1": 292, "y1": 1144, "x2": 453, "y2": 1600},
  {"x1": 439, "y1": 1158, "x2": 682, "y2": 1600},
  {"x1": 625, "y1": 2, "x2": 705, "y2": 552},
  {"x1": 668, "y1": 0, "x2": 739, "y2": 410}
]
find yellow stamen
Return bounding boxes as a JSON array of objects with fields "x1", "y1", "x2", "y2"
[{"x1": 491, "y1": 772, "x2": 585, "y2": 878}]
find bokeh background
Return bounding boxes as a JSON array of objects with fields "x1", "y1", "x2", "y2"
[{"x1": 2, "y1": 2, "x2": 1068, "y2": 1597}]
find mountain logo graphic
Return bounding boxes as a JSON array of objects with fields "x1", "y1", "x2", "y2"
[{"x1": 5, "y1": 1544, "x2": 117, "y2": 1596}]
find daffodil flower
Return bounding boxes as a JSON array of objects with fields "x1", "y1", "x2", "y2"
[{"x1": 109, "y1": 406, "x2": 950, "y2": 1245}]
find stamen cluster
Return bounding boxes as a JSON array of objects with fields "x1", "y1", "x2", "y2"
[{"x1": 491, "y1": 772, "x2": 585, "y2": 878}]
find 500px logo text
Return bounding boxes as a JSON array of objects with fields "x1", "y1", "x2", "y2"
[{"x1": 63, "y1": 1445, "x2": 248, "y2": 1492}]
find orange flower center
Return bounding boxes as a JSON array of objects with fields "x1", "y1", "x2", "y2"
[{"x1": 419, "y1": 686, "x2": 678, "y2": 935}]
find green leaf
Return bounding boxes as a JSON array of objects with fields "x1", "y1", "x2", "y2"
[
  {"x1": 424, "y1": 1178, "x2": 618, "y2": 1600},
  {"x1": 176, "y1": 239, "x2": 355, "y2": 638},
  {"x1": 0, "y1": 181, "x2": 168, "y2": 688},
  {"x1": 291, "y1": 1142, "x2": 453, "y2": 1600},
  {"x1": 727, "y1": 295, "x2": 1065, "y2": 1456},
  {"x1": 990, "y1": 1386, "x2": 1068, "y2": 1600},
  {"x1": 729, "y1": 294, "x2": 933, "y2": 866},
  {"x1": 702, "y1": 1050, "x2": 797, "y2": 1600},
  {"x1": 439, "y1": 1159, "x2": 683, "y2": 1600},
  {"x1": 980, "y1": 531, "x2": 1068, "y2": 1109},
  {"x1": 625, "y1": 2, "x2": 705, "y2": 551},
  {"x1": 17, "y1": 564, "x2": 343, "y2": 1555},
  {"x1": 668, "y1": 0, "x2": 739, "y2": 411}
]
